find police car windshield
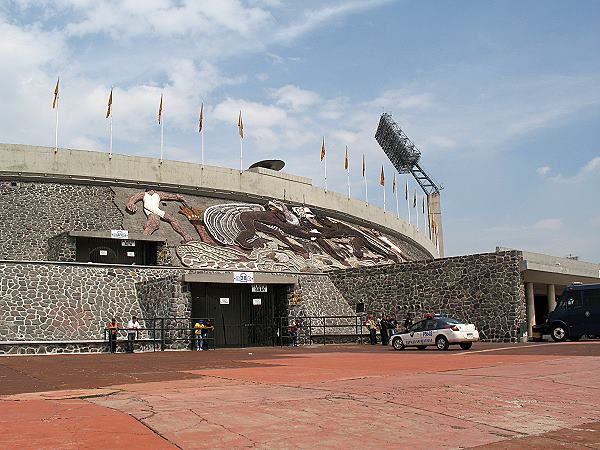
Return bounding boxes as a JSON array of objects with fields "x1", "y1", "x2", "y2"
[{"x1": 439, "y1": 317, "x2": 462, "y2": 325}]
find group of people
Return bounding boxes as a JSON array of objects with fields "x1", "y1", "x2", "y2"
[
  {"x1": 106, "y1": 316, "x2": 141, "y2": 353},
  {"x1": 193, "y1": 320, "x2": 214, "y2": 351},
  {"x1": 365, "y1": 312, "x2": 413, "y2": 346}
]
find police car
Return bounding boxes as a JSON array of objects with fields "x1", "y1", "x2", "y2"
[{"x1": 390, "y1": 314, "x2": 479, "y2": 350}]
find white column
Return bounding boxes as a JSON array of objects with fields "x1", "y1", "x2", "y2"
[
  {"x1": 547, "y1": 284, "x2": 556, "y2": 313},
  {"x1": 525, "y1": 282, "x2": 535, "y2": 338}
]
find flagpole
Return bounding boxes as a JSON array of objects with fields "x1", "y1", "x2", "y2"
[
  {"x1": 416, "y1": 193, "x2": 419, "y2": 230},
  {"x1": 395, "y1": 182, "x2": 399, "y2": 219},
  {"x1": 240, "y1": 136, "x2": 243, "y2": 173},
  {"x1": 324, "y1": 152, "x2": 328, "y2": 192},
  {"x1": 160, "y1": 116, "x2": 164, "y2": 164},
  {"x1": 406, "y1": 176, "x2": 411, "y2": 225},
  {"x1": 201, "y1": 128, "x2": 205, "y2": 166},
  {"x1": 54, "y1": 102, "x2": 59, "y2": 154},
  {"x1": 347, "y1": 167, "x2": 350, "y2": 199},
  {"x1": 383, "y1": 186, "x2": 386, "y2": 213},
  {"x1": 109, "y1": 113, "x2": 113, "y2": 159},
  {"x1": 365, "y1": 178, "x2": 368, "y2": 205}
]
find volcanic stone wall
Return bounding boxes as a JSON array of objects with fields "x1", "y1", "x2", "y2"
[
  {"x1": 0, "y1": 181, "x2": 123, "y2": 261},
  {"x1": 328, "y1": 251, "x2": 526, "y2": 342}
]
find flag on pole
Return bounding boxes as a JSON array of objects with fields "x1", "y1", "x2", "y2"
[
  {"x1": 106, "y1": 89, "x2": 113, "y2": 118},
  {"x1": 380, "y1": 165, "x2": 385, "y2": 186},
  {"x1": 422, "y1": 195, "x2": 425, "y2": 214},
  {"x1": 362, "y1": 154, "x2": 366, "y2": 177},
  {"x1": 198, "y1": 103, "x2": 203, "y2": 132},
  {"x1": 321, "y1": 138, "x2": 326, "y2": 161},
  {"x1": 413, "y1": 189, "x2": 417, "y2": 208},
  {"x1": 405, "y1": 177, "x2": 409, "y2": 200},
  {"x1": 52, "y1": 78, "x2": 60, "y2": 109},
  {"x1": 238, "y1": 111, "x2": 244, "y2": 139},
  {"x1": 392, "y1": 173, "x2": 396, "y2": 193},
  {"x1": 344, "y1": 145, "x2": 349, "y2": 170},
  {"x1": 158, "y1": 94, "x2": 163, "y2": 124}
]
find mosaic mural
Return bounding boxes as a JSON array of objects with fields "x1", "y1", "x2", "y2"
[{"x1": 126, "y1": 190, "x2": 420, "y2": 272}]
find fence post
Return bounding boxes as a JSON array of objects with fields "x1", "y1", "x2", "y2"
[{"x1": 160, "y1": 318, "x2": 165, "y2": 351}]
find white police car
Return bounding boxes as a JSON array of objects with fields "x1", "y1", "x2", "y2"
[{"x1": 390, "y1": 314, "x2": 479, "y2": 350}]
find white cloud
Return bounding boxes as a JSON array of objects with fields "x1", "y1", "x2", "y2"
[
  {"x1": 582, "y1": 156, "x2": 600, "y2": 173},
  {"x1": 536, "y1": 165, "x2": 551, "y2": 176},
  {"x1": 549, "y1": 155, "x2": 600, "y2": 183},
  {"x1": 533, "y1": 218, "x2": 562, "y2": 231},
  {"x1": 270, "y1": 85, "x2": 320, "y2": 111}
]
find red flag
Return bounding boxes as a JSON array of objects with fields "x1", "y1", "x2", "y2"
[
  {"x1": 320, "y1": 138, "x2": 326, "y2": 161},
  {"x1": 158, "y1": 94, "x2": 163, "y2": 124}
]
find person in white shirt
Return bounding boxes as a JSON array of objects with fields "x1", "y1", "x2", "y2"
[{"x1": 126, "y1": 316, "x2": 142, "y2": 353}]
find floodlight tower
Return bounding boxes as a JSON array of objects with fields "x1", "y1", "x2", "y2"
[{"x1": 375, "y1": 113, "x2": 444, "y2": 256}]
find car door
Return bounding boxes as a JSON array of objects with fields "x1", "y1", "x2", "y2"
[
  {"x1": 422, "y1": 318, "x2": 437, "y2": 345},
  {"x1": 564, "y1": 291, "x2": 584, "y2": 336},
  {"x1": 405, "y1": 320, "x2": 426, "y2": 346}
]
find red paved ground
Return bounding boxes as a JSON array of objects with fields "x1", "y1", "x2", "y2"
[{"x1": 1, "y1": 342, "x2": 600, "y2": 449}]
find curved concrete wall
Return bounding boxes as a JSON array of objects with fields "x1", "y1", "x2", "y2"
[{"x1": 0, "y1": 143, "x2": 438, "y2": 258}]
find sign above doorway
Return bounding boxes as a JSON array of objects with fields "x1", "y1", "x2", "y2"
[
  {"x1": 252, "y1": 284, "x2": 268, "y2": 293},
  {"x1": 233, "y1": 272, "x2": 254, "y2": 283}
]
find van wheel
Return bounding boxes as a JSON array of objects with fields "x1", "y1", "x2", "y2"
[
  {"x1": 436, "y1": 335, "x2": 449, "y2": 350},
  {"x1": 550, "y1": 324, "x2": 568, "y2": 342},
  {"x1": 459, "y1": 342, "x2": 472, "y2": 350},
  {"x1": 392, "y1": 337, "x2": 405, "y2": 351},
  {"x1": 569, "y1": 335, "x2": 582, "y2": 342}
]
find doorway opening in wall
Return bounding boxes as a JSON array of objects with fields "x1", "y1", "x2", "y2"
[
  {"x1": 76, "y1": 237, "x2": 157, "y2": 265},
  {"x1": 190, "y1": 283, "x2": 289, "y2": 348},
  {"x1": 534, "y1": 294, "x2": 549, "y2": 324}
]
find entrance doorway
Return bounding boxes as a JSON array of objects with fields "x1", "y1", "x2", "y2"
[{"x1": 190, "y1": 283, "x2": 289, "y2": 348}]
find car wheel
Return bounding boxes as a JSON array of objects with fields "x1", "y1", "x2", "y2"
[
  {"x1": 435, "y1": 335, "x2": 449, "y2": 350},
  {"x1": 459, "y1": 342, "x2": 472, "y2": 350},
  {"x1": 416, "y1": 345, "x2": 427, "y2": 350},
  {"x1": 569, "y1": 335, "x2": 582, "y2": 342},
  {"x1": 550, "y1": 324, "x2": 568, "y2": 342},
  {"x1": 392, "y1": 337, "x2": 405, "y2": 351}
]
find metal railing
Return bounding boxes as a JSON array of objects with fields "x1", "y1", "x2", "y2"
[{"x1": 103, "y1": 317, "x2": 216, "y2": 352}]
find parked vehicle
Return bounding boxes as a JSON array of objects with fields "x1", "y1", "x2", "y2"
[
  {"x1": 389, "y1": 314, "x2": 479, "y2": 351},
  {"x1": 545, "y1": 283, "x2": 600, "y2": 342}
]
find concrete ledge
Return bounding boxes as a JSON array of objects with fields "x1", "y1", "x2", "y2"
[
  {"x1": 182, "y1": 272, "x2": 298, "y2": 284},
  {"x1": 68, "y1": 230, "x2": 165, "y2": 242}
]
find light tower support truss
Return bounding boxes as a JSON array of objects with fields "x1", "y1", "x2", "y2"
[{"x1": 374, "y1": 113, "x2": 440, "y2": 195}]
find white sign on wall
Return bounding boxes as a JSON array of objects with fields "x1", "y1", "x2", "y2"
[
  {"x1": 121, "y1": 240, "x2": 136, "y2": 247},
  {"x1": 99, "y1": 250, "x2": 108, "y2": 256},
  {"x1": 220, "y1": 297, "x2": 230, "y2": 305},
  {"x1": 126, "y1": 251, "x2": 135, "y2": 257},
  {"x1": 111, "y1": 229, "x2": 129, "y2": 239},
  {"x1": 252, "y1": 284, "x2": 268, "y2": 293},
  {"x1": 252, "y1": 298, "x2": 262, "y2": 306},
  {"x1": 233, "y1": 272, "x2": 254, "y2": 283}
]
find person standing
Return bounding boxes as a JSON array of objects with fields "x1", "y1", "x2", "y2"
[
  {"x1": 365, "y1": 315, "x2": 377, "y2": 345},
  {"x1": 193, "y1": 320, "x2": 205, "y2": 351},
  {"x1": 389, "y1": 314, "x2": 398, "y2": 341},
  {"x1": 126, "y1": 316, "x2": 141, "y2": 353},
  {"x1": 403, "y1": 312, "x2": 413, "y2": 331},
  {"x1": 107, "y1": 318, "x2": 120, "y2": 353},
  {"x1": 380, "y1": 314, "x2": 390, "y2": 346},
  {"x1": 202, "y1": 319, "x2": 214, "y2": 350},
  {"x1": 289, "y1": 320, "x2": 300, "y2": 347}
]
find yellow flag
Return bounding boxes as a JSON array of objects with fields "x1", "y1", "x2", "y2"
[
  {"x1": 320, "y1": 138, "x2": 326, "y2": 161},
  {"x1": 106, "y1": 89, "x2": 113, "y2": 118},
  {"x1": 362, "y1": 154, "x2": 366, "y2": 177},
  {"x1": 158, "y1": 94, "x2": 163, "y2": 124},
  {"x1": 52, "y1": 78, "x2": 59, "y2": 109},
  {"x1": 392, "y1": 173, "x2": 396, "y2": 193},
  {"x1": 238, "y1": 111, "x2": 244, "y2": 139},
  {"x1": 344, "y1": 145, "x2": 349, "y2": 170},
  {"x1": 380, "y1": 165, "x2": 385, "y2": 186},
  {"x1": 199, "y1": 103, "x2": 203, "y2": 132}
]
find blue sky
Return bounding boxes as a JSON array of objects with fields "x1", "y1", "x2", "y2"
[{"x1": 1, "y1": 0, "x2": 599, "y2": 261}]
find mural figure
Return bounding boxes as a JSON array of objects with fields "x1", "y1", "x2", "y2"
[{"x1": 126, "y1": 189, "x2": 195, "y2": 243}]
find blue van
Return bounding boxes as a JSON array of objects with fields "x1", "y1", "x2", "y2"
[{"x1": 545, "y1": 283, "x2": 600, "y2": 342}]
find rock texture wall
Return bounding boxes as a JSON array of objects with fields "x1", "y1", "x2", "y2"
[
  {"x1": 0, "y1": 182, "x2": 122, "y2": 261},
  {"x1": 328, "y1": 251, "x2": 526, "y2": 342}
]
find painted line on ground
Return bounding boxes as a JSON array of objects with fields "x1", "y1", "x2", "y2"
[{"x1": 456, "y1": 341, "x2": 599, "y2": 355}]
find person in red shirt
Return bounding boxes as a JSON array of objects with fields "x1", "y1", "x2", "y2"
[{"x1": 107, "y1": 318, "x2": 121, "y2": 353}]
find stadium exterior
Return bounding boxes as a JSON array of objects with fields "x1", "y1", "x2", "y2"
[{"x1": 1, "y1": 144, "x2": 598, "y2": 353}]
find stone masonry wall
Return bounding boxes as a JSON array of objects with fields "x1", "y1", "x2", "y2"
[
  {"x1": 48, "y1": 232, "x2": 77, "y2": 262},
  {"x1": 0, "y1": 182, "x2": 123, "y2": 261},
  {"x1": 328, "y1": 251, "x2": 526, "y2": 342}
]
